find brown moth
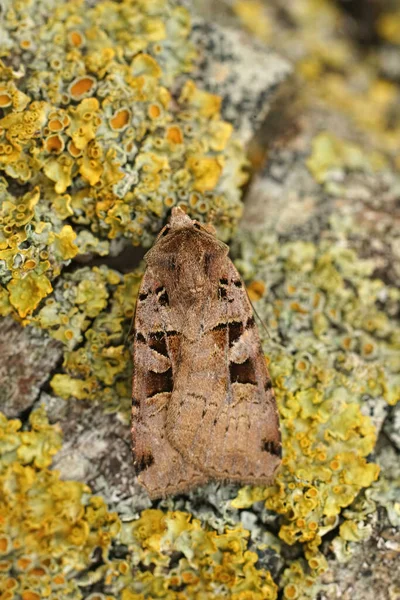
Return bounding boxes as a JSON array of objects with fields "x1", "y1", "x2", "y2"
[{"x1": 131, "y1": 207, "x2": 281, "y2": 498}]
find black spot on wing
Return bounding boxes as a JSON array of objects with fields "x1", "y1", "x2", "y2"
[
  {"x1": 220, "y1": 278, "x2": 228, "y2": 286},
  {"x1": 264, "y1": 379, "x2": 273, "y2": 391},
  {"x1": 139, "y1": 292, "x2": 148, "y2": 301},
  {"x1": 132, "y1": 397, "x2": 140, "y2": 407},
  {"x1": 149, "y1": 331, "x2": 168, "y2": 357},
  {"x1": 136, "y1": 332, "x2": 146, "y2": 343},
  {"x1": 229, "y1": 358, "x2": 257, "y2": 385},
  {"x1": 246, "y1": 316, "x2": 255, "y2": 329},
  {"x1": 155, "y1": 286, "x2": 169, "y2": 306},
  {"x1": 262, "y1": 440, "x2": 282, "y2": 458},
  {"x1": 228, "y1": 321, "x2": 244, "y2": 346},
  {"x1": 147, "y1": 368, "x2": 173, "y2": 397},
  {"x1": 218, "y1": 286, "x2": 227, "y2": 300},
  {"x1": 233, "y1": 280, "x2": 243, "y2": 288},
  {"x1": 134, "y1": 452, "x2": 155, "y2": 475}
]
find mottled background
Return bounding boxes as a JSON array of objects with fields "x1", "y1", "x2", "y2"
[{"x1": 0, "y1": 1, "x2": 399, "y2": 599}]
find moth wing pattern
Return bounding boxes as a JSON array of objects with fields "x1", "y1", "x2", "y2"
[
  {"x1": 131, "y1": 267, "x2": 207, "y2": 498},
  {"x1": 131, "y1": 207, "x2": 281, "y2": 498},
  {"x1": 166, "y1": 259, "x2": 281, "y2": 484}
]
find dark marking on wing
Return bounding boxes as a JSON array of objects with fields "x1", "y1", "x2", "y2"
[
  {"x1": 166, "y1": 330, "x2": 178, "y2": 337},
  {"x1": 212, "y1": 322, "x2": 228, "y2": 331},
  {"x1": 233, "y1": 280, "x2": 242, "y2": 288},
  {"x1": 149, "y1": 331, "x2": 168, "y2": 357},
  {"x1": 150, "y1": 331, "x2": 164, "y2": 340},
  {"x1": 262, "y1": 440, "x2": 282, "y2": 458},
  {"x1": 132, "y1": 397, "x2": 140, "y2": 407},
  {"x1": 204, "y1": 252, "x2": 213, "y2": 275},
  {"x1": 155, "y1": 287, "x2": 169, "y2": 306},
  {"x1": 139, "y1": 292, "x2": 148, "y2": 301},
  {"x1": 136, "y1": 332, "x2": 146, "y2": 343},
  {"x1": 230, "y1": 359, "x2": 257, "y2": 385},
  {"x1": 134, "y1": 452, "x2": 155, "y2": 474},
  {"x1": 246, "y1": 316, "x2": 255, "y2": 328},
  {"x1": 220, "y1": 278, "x2": 228, "y2": 286},
  {"x1": 218, "y1": 286, "x2": 227, "y2": 300},
  {"x1": 168, "y1": 255, "x2": 176, "y2": 270},
  {"x1": 147, "y1": 368, "x2": 173, "y2": 397},
  {"x1": 264, "y1": 379, "x2": 273, "y2": 391},
  {"x1": 228, "y1": 321, "x2": 244, "y2": 346}
]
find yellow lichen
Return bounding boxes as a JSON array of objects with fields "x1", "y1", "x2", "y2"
[
  {"x1": 0, "y1": 0, "x2": 245, "y2": 322},
  {"x1": 7, "y1": 272, "x2": 53, "y2": 318},
  {"x1": 0, "y1": 409, "x2": 280, "y2": 599},
  {"x1": 186, "y1": 156, "x2": 224, "y2": 192}
]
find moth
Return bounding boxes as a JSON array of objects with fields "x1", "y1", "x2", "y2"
[{"x1": 131, "y1": 207, "x2": 281, "y2": 498}]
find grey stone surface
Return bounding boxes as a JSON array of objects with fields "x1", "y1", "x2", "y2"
[
  {"x1": 0, "y1": 318, "x2": 63, "y2": 418},
  {"x1": 190, "y1": 19, "x2": 293, "y2": 144}
]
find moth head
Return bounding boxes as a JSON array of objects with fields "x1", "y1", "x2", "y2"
[
  {"x1": 144, "y1": 207, "x2": 229, "y2": 283},
  {"x1": 149, "y1": 207, "x2": 227, "y2": 249}
]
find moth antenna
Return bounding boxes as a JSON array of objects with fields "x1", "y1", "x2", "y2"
[
  {"x1": 251, "y1": 301, "x2": 271, "y2": 340},
  {"x1": 123, "y1": 312, "x2": 136, "y2": 347},
  {"x1": 240, "y1": 275, "x2": 271, "y2": 339}
]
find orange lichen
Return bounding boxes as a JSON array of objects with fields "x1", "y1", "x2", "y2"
[
  {"x1": 48, "y1": 118, "x2": 64, "y2": 132},
  {"x1": 186, "y1": 156, "x2": 224, "y2": 192},
  {"x1": 166, "y1": 125, "x2": 183, "y2": 144},
  {"x1": 7, "y1": 272, "x2": 53, "y2": 318},
  {"x1": 69, "y1": 76, "x2": 97, "y2": 100},
  {"x1": 180, "y1": 80, "x2": 222, "y2": 118},
  {"x1": 45, "y1": 134, "x2": 64, "y2": 153},
  {"x1": 67, "y1": 140, "x2": 81, "y2": 157},
  {"x1": 148, "y1": 103, "x2": 161, "y2": 119},
  {"x1": 69, "y1": 31, "x2": 84, "y2": 47},
  {"x1": 0, "y1": 93, "x2": 12, "y2": 108},
  {"x1": 131, "y1": 53, "x2": 162, "y2": 78},
  {"x1": 247, "y1": 280, "x2": 266, "y2": 301},
  {"x1": 109, "y1": 108, "x2": 131, "y2": 131}
]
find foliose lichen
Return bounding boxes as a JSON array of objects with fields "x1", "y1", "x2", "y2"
[
  {"x1": 229, "y1": 220, "x2": 400, "y2": 595},
  {"x1": 45, "y1": 265, "x2": 142, "y2": 414},
  {"x1": 1, "y1": 1, "x2": 400, "y2": 599},
  {"x1": 0, "y1": 408, "x2": 279, "y2": 600},
  {"x1": 0, "y1": 0, "x2": 247, "y2": 321}
]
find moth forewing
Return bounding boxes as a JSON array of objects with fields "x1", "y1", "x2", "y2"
[{"x1": 131, "y1": 207, "x2": 281, "y2": 498}]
